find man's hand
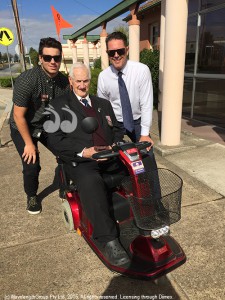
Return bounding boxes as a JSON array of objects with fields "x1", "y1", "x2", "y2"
[
  {"x1": 14, "y1": 104, "x2": 38, "y2": 164},
  {"x1": 22, "y1": 144, "x2": 38, "y2": 164},
  {"x1": 94, "y1": 145, "x2": 111, "y2": 152},
  {"x1": 83, "y1": 147, "x2": 108, "y2": 161},
  {"x1": 139, "y1": 135, "x2": 154, "y2": 152}
]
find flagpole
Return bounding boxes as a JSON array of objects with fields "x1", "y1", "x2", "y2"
[{"x1": 50, "y1": 5, "x2": 73, "y2": 75}]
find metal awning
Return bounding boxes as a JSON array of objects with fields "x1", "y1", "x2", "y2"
[
  {"x1": 63, "y1": 0, "x2": 147, "y2": 41},
  {"x1": 77, "y1": 35, "x2": 100, "y2": 42}
]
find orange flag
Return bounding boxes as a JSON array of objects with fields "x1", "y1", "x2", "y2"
[{"x1": 51, "y1": 5, "x2": 73, "y2": 37}]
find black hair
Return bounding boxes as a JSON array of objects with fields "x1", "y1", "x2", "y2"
[
  {"x1": 106, "y1": 31, "x2": 128, "y2": 49},
  {"x1": 38, "y1": 37, "x2": 62, "y2": 55}
]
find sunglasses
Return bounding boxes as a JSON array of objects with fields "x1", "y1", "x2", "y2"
[
  {"x1": 107, "y1": 48, "x2": 126, "y2": 57},
  {"x1": 42, "y1": 55, "x2": 62, "y2": 63}
]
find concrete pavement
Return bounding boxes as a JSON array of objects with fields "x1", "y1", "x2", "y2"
[
  {"x1": 0, "y1": 88, "x2": 225, "y2": 299},
  {"x1": 0, "y1": 88, "x2": 13, "y2": 135}
]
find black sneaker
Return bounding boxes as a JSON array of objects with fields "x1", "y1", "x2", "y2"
[
  {"x1": 101, "y1": 238, "x2": 130, "y2": 266},
  {"x1": 27, "y1": 196, "x2": 42, "y2": 214}
]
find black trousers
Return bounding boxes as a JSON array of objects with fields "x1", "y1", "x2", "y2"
[
  {"x1": 64, "y1": 160, "x2": 123, "y2": 243},
  {"x1": 10, "y1": 127, "x2": 51, "y2": 197}
]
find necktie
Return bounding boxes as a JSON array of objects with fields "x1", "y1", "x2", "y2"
[
  {"x1": 81, "y1": 98, "x2": 90, "y2": 107},
  {"x1": 118, "y1": 71, "x2": 134, "y2": 133}
]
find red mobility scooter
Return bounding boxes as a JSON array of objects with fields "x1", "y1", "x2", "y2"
[{"x1": 58, "y1": 117, "x2": 186, "y2": 280}]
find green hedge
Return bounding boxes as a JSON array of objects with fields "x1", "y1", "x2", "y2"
[
  {"x1": 0, "y1": 77, "x2": 17, "y2": 88},
  {"x1": 140, "y1": 49, "x2": 160, "y2": 107},
  {"x1": 90, "y1": 68, "x2": 101, "y2": 95}
]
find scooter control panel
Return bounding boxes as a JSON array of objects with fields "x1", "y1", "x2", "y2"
[{"x1": 124, "y1": 148, "x2": 140, "y2": 162}]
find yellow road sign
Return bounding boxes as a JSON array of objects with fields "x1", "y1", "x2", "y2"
[{"x1": 0, "y1": 27, "x2": 14, "y2": 46}]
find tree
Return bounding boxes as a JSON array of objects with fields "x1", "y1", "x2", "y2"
[
  {"x1": 29, "y1": 47, "x2": 39, "y2": 66},
  {"x1": 140, "y1": 49, "x2": 160, "y2": 108},
  {"x1": 2, "y1": 53, "x2": 8, "y2": 62},
  {"x1": 14, "y1": 54, "x2": 19, "y2": 62},
  {"x1": 93, "y1": 57, "x2": 101, "y2": 69},
  {"x1": 112, "y1": 25, "x2": 129, "y2": 43}
]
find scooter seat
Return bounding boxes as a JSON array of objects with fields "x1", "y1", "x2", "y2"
[{"x1": 56, "y1": 157, "x2": 126, "y2": 194}]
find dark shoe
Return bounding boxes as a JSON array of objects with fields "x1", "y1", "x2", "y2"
[
  {"x1": 102, "y1": 238, "x2": 130, "y2": 266},
  {"x1": 27, "y1": 196, "x2": 42, "y2": 215}
]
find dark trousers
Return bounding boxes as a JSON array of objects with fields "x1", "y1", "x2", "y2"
[
  {"x1": 64, "y1": 160, "x2": 125, "y2": 243},
  {"x1": 10, "y1": 127, "x2": 50, "y2": 197}
]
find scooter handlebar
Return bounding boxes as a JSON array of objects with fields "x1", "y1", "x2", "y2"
[
  {"x1": 92, "y1": 150, "x2": 119, "y2": 159},
  {"x1": 91, "y1": 141, "x2": 151, "y2": 160},
  {"x1": 135, "y1": 141, "x2": 152, "y2": 150}
]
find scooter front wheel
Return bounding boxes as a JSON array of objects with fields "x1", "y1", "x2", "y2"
[{"x1": 62, "y1": 200, "x2": 75, "y2": 231}]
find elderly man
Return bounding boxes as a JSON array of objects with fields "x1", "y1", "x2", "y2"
[{"x1": 47, "y1": 62, "x2": 130, "y2": 266}]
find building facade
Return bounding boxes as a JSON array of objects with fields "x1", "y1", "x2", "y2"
[
  {"x1": 60, "y1": 37, "x2": 101, "y2": 72},
  {"x1": 138, "y1": 0, "x2": 225, "y2": 128}
]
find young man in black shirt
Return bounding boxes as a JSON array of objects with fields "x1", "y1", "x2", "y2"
[{"x1": 10, "y1": 37, "x2": 70, "y2": 214}]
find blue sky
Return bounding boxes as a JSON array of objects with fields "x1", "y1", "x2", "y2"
[{"x1": 0, "y1": 0, "x2": 128, "y2": 55}]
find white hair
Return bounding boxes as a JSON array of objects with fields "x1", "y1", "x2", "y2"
[{"x1": 69, "y1": 62, "x2": 91, "y2": 79}]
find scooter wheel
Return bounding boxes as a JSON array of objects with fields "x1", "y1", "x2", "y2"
[{"x1": 62, "y1": 200, "x2": 75, "y2": 231}]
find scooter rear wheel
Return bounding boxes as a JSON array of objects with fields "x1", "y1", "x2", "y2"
[{"x1": 62, "y1": 200, "x2": 75, "y2": 231}]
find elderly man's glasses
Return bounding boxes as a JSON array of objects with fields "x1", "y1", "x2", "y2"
[
  {"x1": 107, "y1": 48, "x2": 126, "y2": 57},
  {"x1": 42, "y1": 55, "x2": 62, "y2": 63}
]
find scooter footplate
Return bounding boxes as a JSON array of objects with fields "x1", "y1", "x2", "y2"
[{"x1": 118, "y1": 220, "x2": 186, "y2": 279}]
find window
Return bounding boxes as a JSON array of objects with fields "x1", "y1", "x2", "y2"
[
  {"x1": 185, "y1": 16, "x2": 198, "y2": 73},
  {"x1": 198, "y1": 8, "x2": 225, "y2": 74},
  {"x1": 201, "y1": 0, "x2": 225, "y2": 10},
  {"x1": 183, "y1": 78, "x2": 194, "y2": 116},
  {"x1": 150, "y1": 23, "x2": 160, "y2": 50},
  {"x1": 193, "y1": 78, "x2": 225, "y2": 127},
  {"x1": 189, "y1": 0, "x2": 199, "y2": 14}
]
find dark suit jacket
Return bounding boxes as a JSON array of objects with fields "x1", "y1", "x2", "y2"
[{"x1": 47, "y1": 91, "x2": 123, "y2": 163}]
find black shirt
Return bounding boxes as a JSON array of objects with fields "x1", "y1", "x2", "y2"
[{"x1": 10, "y1": 66, "x2": 70, "y2": 135}]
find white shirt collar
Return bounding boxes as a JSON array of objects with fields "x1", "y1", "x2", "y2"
[
  {"x1": 74, "y1": 92, "x2": 91, "y2": 106},
  {"x1": 111, "y1": 60, "x2": 128, "y2": 76}
]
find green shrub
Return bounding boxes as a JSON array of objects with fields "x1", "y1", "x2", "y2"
[
  {"x1": 90, "y1": 68, "x2": 101, "y2": 95},
  {"x1": 93, "y1": 57, "x2": 101, "y2": 69},
  {"x1": 0, "y1": 77, "x2": 16, "y2": 88},
  {"x1": 140, "y1": 49, "x2": 160, "y2": 107}
]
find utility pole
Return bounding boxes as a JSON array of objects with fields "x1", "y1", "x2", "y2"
[{"x1": 11, "y1": 0, "x2": 26, "y2": 72}]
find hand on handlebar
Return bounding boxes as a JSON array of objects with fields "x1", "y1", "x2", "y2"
[
  {"x1": 139, "y1": 136, "x2": 154, "y2": 151},
  {"x1": 83, "y1": 147, "x2": 109, "y2": 161},
  {"x1": 94, "y1": 145, "x2": 112, "y2": 152}
]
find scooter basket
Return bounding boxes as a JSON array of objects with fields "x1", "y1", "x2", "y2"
[{"x1": 121, "y1": 168, "x2": 183, "y2": 230}]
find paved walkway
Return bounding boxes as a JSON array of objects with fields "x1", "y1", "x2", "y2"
[
  {"x1": 0, "y1": 88, "x2": 225, "y2": 299},
  {"x1": 0, "y1": 88, "x2": 13, "y2": 134}
]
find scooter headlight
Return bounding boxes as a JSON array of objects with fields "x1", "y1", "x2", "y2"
[
  {"x1": 151, "y1": 230, "x2": 161, "y2": 239},
  {"x1": 161, "y1": 225, "x2": 170, "y2": 235},
  {"x1": 151, "y1": 226, "x2": 170, "y2": 239}
]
